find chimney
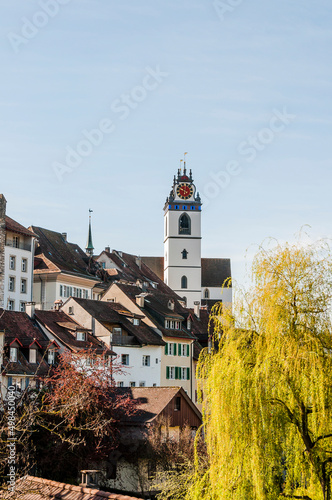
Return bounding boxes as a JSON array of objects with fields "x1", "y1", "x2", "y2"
[
  {"x1": 25, "y1": 302, "x2": 36, "y2": 318},
  {"x1": 136, "y1": 295, "x2": 145, "y2": 308},
  {"x1": 194, "y1": 301, "x2": 200, "y2": 319},
  {"x1": 61, "y1": 232, "x2": 67, "y2": 242},
  {"x1": 0, "y1": 194, "x2": 7, "y2": 309},
  {"x1": 105, "y1": 246, "x2": 110, "y2": 253},
  {"x1": 168, "y1": 299, "x2": 175, "y2": 311},
  {"x1": 135, "y1": 256, "x2": 142, "y2": 269},
  {"x1": 53, "y1": 300, "x2": 63, "y2": 311}
]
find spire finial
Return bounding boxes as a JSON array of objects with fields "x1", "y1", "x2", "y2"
[
  {"x1": 86, "y1": 209, "x2": 94, "y2": 257},
  {"x1": 183, "y1": 152, "x2": 188, "y2": 174}
]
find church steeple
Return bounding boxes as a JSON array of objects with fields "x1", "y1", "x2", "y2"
[
  {"x1": 85, "y1": 209, "x2": 94, "y2": 257},
  {"x1": 163, "y1": 156, "x2": 202, "y2": 308}
]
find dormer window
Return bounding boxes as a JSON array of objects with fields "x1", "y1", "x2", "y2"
[
  {"x1": 76, "y1": 331, "x2": 86, "y2": 341},
  {"x1": 187, "y1": 318, "x2": 191, "y2": 330},
  {"x1": 29, "y1": 349, "x2": 37, "y2": 364},
  {"x1": 68, "y1": 306, "x2": 74, "y2": 315},
  {"x1": 10, "y1": 347, "x2": 18, "y2": 362},
  {"x1": 48, "y1": 350, "x2": 56, "y2": 365},
  {"x1": 133, "y1": 318, "x2": 140, "y2": 326},
  {"x1": 112, "y1": 327, "x2": 122, "y2": 335},
  {"x1": 165, "y1": 320, "x2": 181, "y2": 330}
]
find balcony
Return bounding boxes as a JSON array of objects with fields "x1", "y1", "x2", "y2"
[
  {"x1": 110, "y1": 334, "x2": 136, "y2": 346},
  {"x1": 5, "y1": 241, "x2": 31, "y2": 252}
]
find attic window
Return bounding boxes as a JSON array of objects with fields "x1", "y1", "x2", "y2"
[
  {"x1": 10, "y1": 347, "x2": 18, "y2": 362},
  {"x1": 76, "y1": 331, "x2": 86, "y2": 341},
  {"x1": 68, "y1": 306, "x2": 74, "y2": 315},
  {"x1": 165, "y1": 320, "x2": 181, "y2": 330},
  {"x1": 133, "y1": 318, "x2": 140, "y2": 326},
  {"x1": 48, "y1": 350, "x2": 56, "y2": 365},
  {"x1": 29, "y1": 349, "x2": 37, "y2": 364},
  {"x1": 187, "y1": 318, "x2": 191, "y2": 330}
]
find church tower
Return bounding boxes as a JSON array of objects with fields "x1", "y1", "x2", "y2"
[{"x1": 164, "y1": 164, "x2": 202, "y2": 308}]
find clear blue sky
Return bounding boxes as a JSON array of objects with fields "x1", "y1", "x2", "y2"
[{"x1": 1, "y1": 0, "x2": 331, "y2": 286}]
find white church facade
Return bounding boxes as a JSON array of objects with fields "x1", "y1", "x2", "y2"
[{"x1": 143, "y1": 166, "x2": 232, "y2": 309}]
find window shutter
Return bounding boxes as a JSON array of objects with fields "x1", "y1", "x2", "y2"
[
  {"x1": 25, "y1": 377, "x2": 29, "y2": 389},
  {"x1": 173, "y1": 343, "x2": 177, "y2": 356},
  {"x1": 165, "y1": 344, "x2": 168, "y2": 355},
  {"x1": 178, "y1": 344, "x2": 181, "y2": 356},
  {"x1": 166, "y1": 366, "x2": 170, "y2": 379},
  {"x1": 175, "y1": 367, "x2": 179, "y2": 380},
  {"x1": 187, "y1": 368, "x2": 190, "y2": 380},
  {"x1": 187, "y1": 344, "x2": 190, "y2": 357},
  {"x1": 7, "y1": 377, "x2": 12, "y2": 387}
]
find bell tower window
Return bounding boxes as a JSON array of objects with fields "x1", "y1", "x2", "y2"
[
  {"x1": 179, "y1": 213, "x2": 191, "y2": 235},
  {"x1": 182, "y1": 249, "x2": 188, "y2": 259},
  {"x1": 181, "y1": 276, "x2": 188, "y2": 289},
  {"x1": 204, "y1": 288, "x2": 210, "y2": 299}
]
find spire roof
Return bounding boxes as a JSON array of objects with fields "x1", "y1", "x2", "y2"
[{"x1": 86, "y1": 210, "x2": 94, "y2": 256}]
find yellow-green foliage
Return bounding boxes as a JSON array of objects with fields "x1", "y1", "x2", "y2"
[{"x1": 191, "y1": 240, "x2": 332, "y2": 500}]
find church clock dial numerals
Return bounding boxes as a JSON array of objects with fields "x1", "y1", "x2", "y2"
[{"x1": 177, "y1": 183, "x2": 193, "y2": 200}]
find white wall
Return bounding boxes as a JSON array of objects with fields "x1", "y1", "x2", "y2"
[
  {"x1": 112, "y1": 345, "x2": 162, "y2": 388},
  {"x1": 202, "y1": 286, "x2": 232, "y2": 307},
  {"x1": 4, "y1": 233, "x2": 34, "y2": 311}
]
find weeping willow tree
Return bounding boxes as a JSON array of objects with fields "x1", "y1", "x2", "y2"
[{"x1": 190, "y1": 239, "x2": 332, "y2": 500}]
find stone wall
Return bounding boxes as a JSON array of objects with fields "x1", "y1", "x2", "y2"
[{"x1": 0, "y1": 194, "x2": 7, "y2": 309}]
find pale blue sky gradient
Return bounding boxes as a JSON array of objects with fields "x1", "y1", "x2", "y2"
[{"x1": 1, "y1": 0, "x2": 331, "y2": 286}]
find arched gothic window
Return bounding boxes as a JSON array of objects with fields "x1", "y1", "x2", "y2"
[
  {"x1": 179, "y1": 213, "x2": 191, "y2": 235},
  {"x1": 182, "y1": 249, "x2": 188, "y2": 259},
  {"x1": 204, "y1": 288, "x2": 210, "y2": 299},
  {"x1": 181, "y1": 276, "x2": 188, "y2": 289}
]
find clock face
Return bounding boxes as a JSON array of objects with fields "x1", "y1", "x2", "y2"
[{"x1": 177, "y1": 183, "x2": 194, "y2": 200}]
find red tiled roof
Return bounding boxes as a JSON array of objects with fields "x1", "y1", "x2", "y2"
[
  {"x1": 5, "y1": 216, "x2": 37, "y2": 238},
  {"x1": 68, "y1": 298, "x2": 165, "y2": 347},
  {"x1": 35, "y1": 309, "x2": 114, "y2": 354},
  {"x1": 3, "y1": 475, "x2": 144, "y2": 499},
  {"x1": 31, "y1": 226, "x2": 100, "y2": 281}
]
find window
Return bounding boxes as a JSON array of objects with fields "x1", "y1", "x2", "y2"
[
  {"x1": 48, "y1": 350, "x2": 56, "y2": 365},
  {"x1": 9, "y1": 256, "x2": 16, "y2": 270},
  {"x1": 130, "y1": 381, "x2": 136, "y2": 387},
  {"x1": 113, "y1": 327, "x2": 122, "y2": 335},
  {"x1": 181, "y1": 249, "x2": 188, "y2": 259},
  {"x1": 142, "y1": 355, "x2": 150, "y2": 366},
  {"x1": 181, "y1": 276, "x2": 188, "y2": 289},
  {"x1": 10, "y1": 347, "x2": 18, "y2": 362},
  {"x1": 117, "y1": 381, "x2": 124, "y2": 387},
  {"x1": 13, "y1": 236, "x2": 19, "y2": 248},
  {"x1": 174, "y1": 396, "x2": 181, "y2": 411},
  {"x1": 122, "y1": 354, "x2": 129, "y2": 366},
  {"x1": 29, "y1": 349, "x2": 37, "y2": 364},
  {"x1": 101, "y1": 262, "x2": 106, "y2": 269},
  {"x1": 169, "y1": 367, "x2": 175, "y2": 379},
  {"x1": 180, "y1": 367, "x2": 189, "y2": 380},
  {"x1": 8, "y1": 300, "x2": 14, "y2": 311},
  {"x1": 139, "y1": 381, "x2": 146, "y2": 387},
  {"x1": 59, "y1": 285, "x2": 63, "y2": 297},
  {"x1": 9, "y1": 277, "x2": 15, "y2": 292},
  {"x1": 204, "y1": 288, "x2": 210, "y2": 299},
  {"x1": 187, "y1": 318, "x2": 191, "y2": 330},
  {"x1": 133, "y1": 318, "x2": 140, "y2": 326},
  {"x1": 76, "y1": 331, "x2": 86, "y2": 341},
  {"x1": 179, "y1": 344, "x2": 189, "y2": 357},
  {"x1": 165, "y1": 320, "x2": 181, "y2": 330},
  {"x1": 21, "y1": 279, "x2": 27, "y2": 294},
  {"x1": 22, "y1": 258, "x2": 27, "y2": 272},
  {"x1": 20, "y1": 302, "x2": 26, "y2": 312},
  {"x1": 165, "y1": 343, "x2": 177, "y2": 356},
  {"x1": 179, "y1": 213, "x2": 191, "y2": 235},
  {"x1": 156, "y1": 358, "x2": 159, "y2": 364},
  {"x1": 68, "y1": 306, "x2": 74, "y2": 315}
]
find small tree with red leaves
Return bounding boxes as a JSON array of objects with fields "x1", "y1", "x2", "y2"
[{"x1": 0, "y1": 349, "x2": 138, "y2": 486}]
